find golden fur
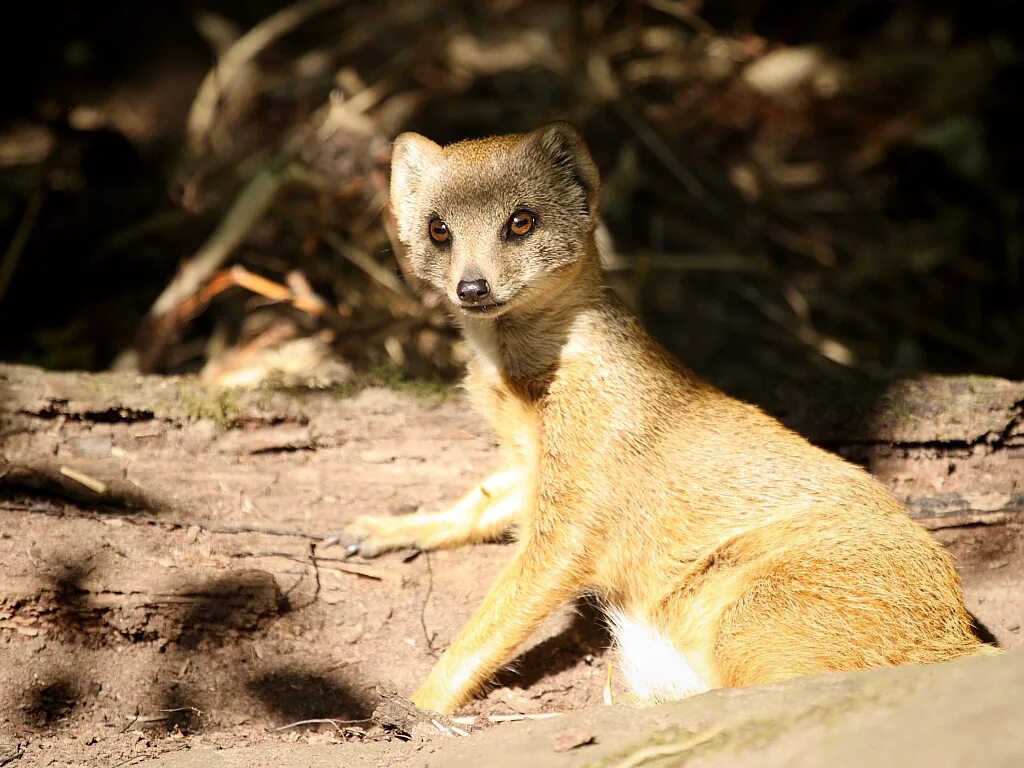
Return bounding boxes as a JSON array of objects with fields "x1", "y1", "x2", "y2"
[{"x1": 345, "y1": 122, "x2": 995, "y2": 714}]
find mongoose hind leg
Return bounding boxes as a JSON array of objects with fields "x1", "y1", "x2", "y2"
[
  {"x1": 641, "y1": 517, "x2": 986, "y2": 696},
  {"x1": 707, "y1": 562, "x2": 858, "y2": 687},
  {"x1": 707, "y1": 544, "x2": 983, "y2": 687},
  {"x1": 341, "y1": 468, "x2": 524, "y2": 557}
]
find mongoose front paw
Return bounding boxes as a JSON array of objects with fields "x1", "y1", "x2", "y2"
[
  {"x1": 410, "y1": 683, "x2": 457, "y2": 716},
  {"x1": 334, "y1": 514, "x2": 419, "y2": 559}
]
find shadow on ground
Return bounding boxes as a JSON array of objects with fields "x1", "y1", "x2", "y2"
[
  {"x1": 8, "y1": 548, "x2": 371, "y2": 734},
  {"x1": 492, "y1": 599, "x2": 609, "y2": 692}
]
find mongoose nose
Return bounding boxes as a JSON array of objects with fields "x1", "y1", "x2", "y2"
[{"x1": 456, "y1": 278, "x2": 491, "y2": 302}]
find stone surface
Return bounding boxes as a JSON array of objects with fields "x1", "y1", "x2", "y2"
[{"x1": 137, "y1": 649, "x2": 1023, "y2": 768}]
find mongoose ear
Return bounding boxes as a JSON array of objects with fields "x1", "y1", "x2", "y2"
[
  {"x1": 532, "y1": 121, "x2": 601, "y2": 220},
  {"x1": 390, "y1": 132, "x2": 442, "y2": 243}
]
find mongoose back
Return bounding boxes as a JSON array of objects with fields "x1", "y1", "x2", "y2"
[{"x1": 345, "y1": 122, "x2": 994, "y2": 714}]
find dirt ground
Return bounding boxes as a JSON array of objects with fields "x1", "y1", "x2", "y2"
[{"x1": 0, "y1": 365, "x2": 1021, "y2": 767}]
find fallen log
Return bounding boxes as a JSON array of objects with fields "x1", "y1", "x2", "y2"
[
  {"x1": 2, "y1": 364, "x2": 1020, "y2": 529},
  {"x1": 1, "y1": 363, "x2": 1021, "y2": 650}
]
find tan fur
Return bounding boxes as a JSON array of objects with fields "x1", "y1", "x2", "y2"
[{"x1": 345, "y1": 122, "x2": 995, "y2": 714}]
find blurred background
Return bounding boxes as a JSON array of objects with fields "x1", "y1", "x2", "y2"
[{"x1": 1, "y1": 0, "x2": 1022, "y2": 404}]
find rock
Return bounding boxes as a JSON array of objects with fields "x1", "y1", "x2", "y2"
[{"x1": 136, "y1": 650, "x2": 1023, "y2": 767}]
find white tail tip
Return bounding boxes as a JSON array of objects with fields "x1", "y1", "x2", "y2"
[{"x1": 608, "y1": 609, "x2": 710, "y2": 704}]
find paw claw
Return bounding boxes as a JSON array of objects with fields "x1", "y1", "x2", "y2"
[
  {"x1": 328, "y1": 514, "x2": 420, "y2": 558},
  {"x1": 323, "y1": 532, "x2": 391, "y2": 559},
  {"x1": 354, "y1": 540, "x2": 382, "y2": 561},
  {"x1": 323, "y1": 531, "x2": 374, "y2": 557}
]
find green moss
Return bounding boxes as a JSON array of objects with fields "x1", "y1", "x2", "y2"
[
  {"x1": 82, "y1": 377, "x2": 112, "y2": 394},
  {"x1": 179, "y1": 385, "x2": 243, "y2": 430},
  {"x1": 331, "y1": 364, "x2": 452, "y2": 400}
]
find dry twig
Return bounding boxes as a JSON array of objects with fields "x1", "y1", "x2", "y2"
[
  {"x1": 58, "y1": 466, "x2": 107, "y2": 495},
  {"x1": 608, "y1": 723, "x2": 726, "y2": 768},
  {"x1": 187, "y1": 0, "x2": 348, "y2": 153},
  {"x1": 450, "y1": 712, "x2": 563, "y2": 726},
  {"x1": 272, "y1": 717, "x2": 371, "y2": 732},
  {"x1": 141, "y1": 163, "x2": 324, "y2": 371},
  {"x1": 0, "y1": 189, "x2": 44, "y2": 308}
]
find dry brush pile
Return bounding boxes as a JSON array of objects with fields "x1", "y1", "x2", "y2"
[{"x1": 1, "y1": 0, "x2": 1021, "y2": 399}]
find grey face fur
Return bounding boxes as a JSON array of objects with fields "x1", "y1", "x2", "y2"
[{"x1": 390, "y1": 122, "x2": 601, "y2": 319}]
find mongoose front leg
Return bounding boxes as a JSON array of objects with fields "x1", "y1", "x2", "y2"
[
  {"x1": 411, "y1": 538, "x2": 580, "y2": 713},
  {"x1": 343, "y1": 468, "x2": 523, "y2": 557}
]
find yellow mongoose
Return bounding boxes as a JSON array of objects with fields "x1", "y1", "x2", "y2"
[{"x1": 345, "y1": 122, "x2": 993, "y2": 714}]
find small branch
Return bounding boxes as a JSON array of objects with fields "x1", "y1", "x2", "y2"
[
  {"x1": 2, "y1": 498, "x2": 331, "y2": 541},
  {"x1": 318, "y1": 559, "x2": 400, "y2": 583},
  {"x1": 58, "y1": 466, "x2": 108, "y2": 495},
  {"x1": 0, "y1": 188, "x2": 44, "y2": 308},
  {"x1": 307, "y1": 541, "x2": 321, "y2": 602},
  {"x1": 420, "y1": 551, "x2": 439, "y2": 656},
  {"x1": 272, "y1": 717, "x2": 372, "y2": 732},
  {"x1": 140, "y1": 163, "x2": 324, "y2": 371},
  {"x1": 135, "y1": 517, "x2": 331, "y2": 540},
  {"x1": 187, "y1": 0, "x2": 347, "y2": 153},
  {"x1": 322, "y1": 230, "x2": 417, "y2": 303},
  {"x1": 602, "y1": 251, "x2": 762, "y2": 273},
  {"x1": 612, "y1": 97, "x2": 704, "y2": 200},
  {"x1": 2, "y1": 461, "x2": 170, "y2": 512},
  {"x1": 126, "y1": 707, "x2": 205, "y2": 727},
  {"x1": 449, "y1": 712, "x2": 564, "y2": 726},
  {"x1": 644, "y1": 0, "x2": 717, "y2": 34},
  {"x1": 231, "y1": 549, "x2": 402, "y2": 584},
  {"x1": 225, "y1": 264, "x2": 347, "y2": 323}
]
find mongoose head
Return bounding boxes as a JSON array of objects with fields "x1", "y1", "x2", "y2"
[{"x1": 390, "y1": 122, "x2": 601, "y2": 319}]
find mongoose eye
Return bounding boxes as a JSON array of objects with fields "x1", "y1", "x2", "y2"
[
  {"x1": 428, "y1": 217, "x2": 450, "y2": 244},
  {"x1": 508, "y1": 210, "x2": 536, "y2": 238}
]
